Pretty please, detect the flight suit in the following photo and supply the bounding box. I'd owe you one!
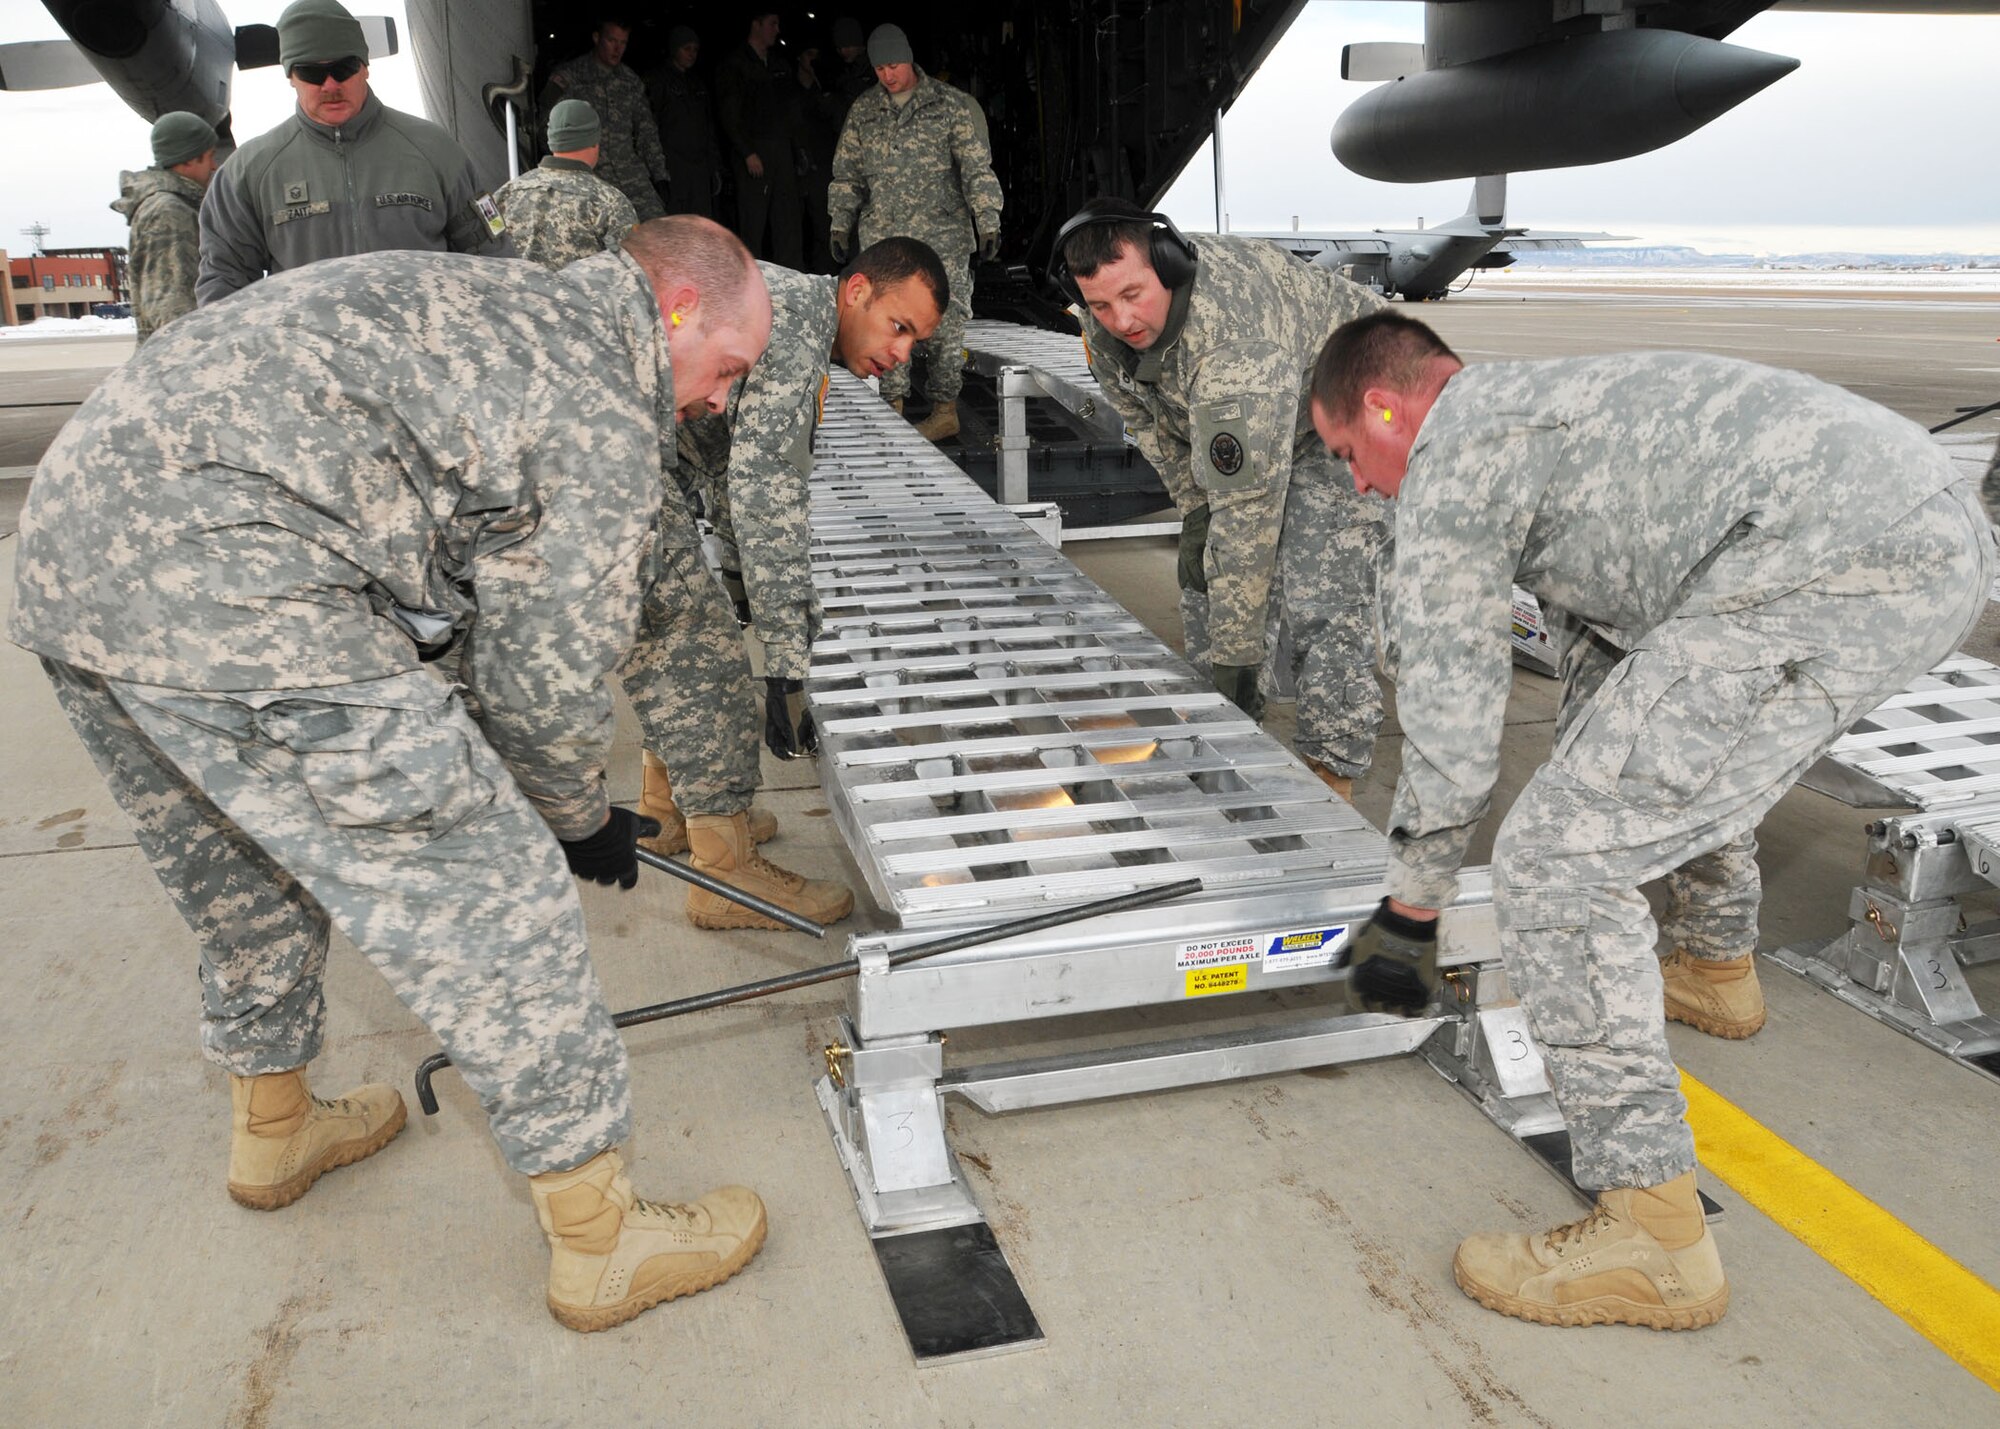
[1080,234,1388,776]
[1382,352,1995,1190]
[10,249,679,1174]
[647,61,723,220]
[716,43,805,269]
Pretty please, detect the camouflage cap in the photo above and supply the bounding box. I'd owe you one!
[277,0,367,70]
[547,99,602,154]
[833,17,864,50]
[151,111,218,168]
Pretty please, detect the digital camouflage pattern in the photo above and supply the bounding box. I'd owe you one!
[828,72,999,404]
[1380,351,1995,1188]
[44,662,631,1175]
[541,54,669,222]
[495,156,637,271]
[617,482,762,818]
[196,92,510,303]
[12,246,677,841]
[670,261,838,680]
[1079,234,1388,774]
[13,248,685,1175]
[112,167,205,345]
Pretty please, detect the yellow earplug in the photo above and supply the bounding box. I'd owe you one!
[670,311,683,327]
[1381,408,1393,422]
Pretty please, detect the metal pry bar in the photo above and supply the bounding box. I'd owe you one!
[413,877,1204,1115]
[633,845,827,938]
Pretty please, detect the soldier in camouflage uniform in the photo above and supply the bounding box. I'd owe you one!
[112,112,220,346]
[539,17,670,223]
[1058,202,1388,798]
[1315,311,1995,1331]
[826,25,1001,443]
[496,100,637,270]
[9,219,779,1334]
[628,238,949,932]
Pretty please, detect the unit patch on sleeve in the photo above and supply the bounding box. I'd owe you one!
[1208,431,1244,477]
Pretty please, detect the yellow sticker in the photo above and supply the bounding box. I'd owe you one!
[1184,964,1248,998]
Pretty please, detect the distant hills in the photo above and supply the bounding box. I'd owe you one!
[1508,245,2000,270]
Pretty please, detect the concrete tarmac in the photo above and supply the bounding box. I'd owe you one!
[2,292,1997,1426]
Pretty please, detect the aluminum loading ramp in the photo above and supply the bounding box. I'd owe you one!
[801,373,1588,1362]
[1774,654,2000,1081]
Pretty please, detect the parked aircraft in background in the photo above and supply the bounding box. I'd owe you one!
[6,0,1994,284]
[1248,175,1626,301]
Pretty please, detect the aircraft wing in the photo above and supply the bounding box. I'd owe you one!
[1237,233,1396,258]
[1502,231,1634,248]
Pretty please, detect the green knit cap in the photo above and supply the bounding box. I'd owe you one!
[151,111,218,168]
[277,0,367,69]
[547,99,602,153]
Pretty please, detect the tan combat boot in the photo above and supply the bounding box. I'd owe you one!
[1453,1170,1728,1330]
[529,1150,766,1333]
[1303,756,1354,801]
[227,1068,406,1210]
[887,397,904,415]
[637,751,776,857]
[685,811,854,930]
[1661,949,1767,1039]
[913,400,961,443]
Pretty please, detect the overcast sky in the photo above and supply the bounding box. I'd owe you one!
[1159,4,2000,253]
[3,1,1996,256]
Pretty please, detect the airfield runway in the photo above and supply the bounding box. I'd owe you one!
[2,287,1996,1425]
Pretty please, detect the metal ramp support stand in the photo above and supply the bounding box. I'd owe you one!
[802,372,1586,1361]
[964,319,1182,545]
[1766,807,2000,1080]
[1772,654,2000,1082]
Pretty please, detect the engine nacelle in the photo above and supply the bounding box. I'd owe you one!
[1332,28,1798,183]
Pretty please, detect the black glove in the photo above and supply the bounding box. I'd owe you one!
[1176,503,1211,593]
[764,676,819,759]
[1211,662,1263,720]
[978,230,1001,262]
[720,568,752,627]
[829,234,851,266]
[559,806,662,890]
[1342,898,1440,1016]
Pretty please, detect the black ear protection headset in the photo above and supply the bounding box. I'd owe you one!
[1048,203,1199,304]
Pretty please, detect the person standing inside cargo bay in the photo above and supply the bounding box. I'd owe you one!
[1318,310,1994,1329]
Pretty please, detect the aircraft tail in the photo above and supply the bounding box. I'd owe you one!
[1468,174,1506,228]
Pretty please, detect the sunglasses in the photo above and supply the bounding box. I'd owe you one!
[289,56,364,85]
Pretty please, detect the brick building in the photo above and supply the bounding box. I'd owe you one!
[7,248,126,323]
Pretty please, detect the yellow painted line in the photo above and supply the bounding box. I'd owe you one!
[1681,1069,2000,1391]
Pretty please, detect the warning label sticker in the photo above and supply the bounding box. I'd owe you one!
[1176,934,1259,970]
[1185,964,1248,998]
[1261,924,1350,973]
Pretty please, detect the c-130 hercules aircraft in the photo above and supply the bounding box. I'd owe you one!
[8,0,1998,292]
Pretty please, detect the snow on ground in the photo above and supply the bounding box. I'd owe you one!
[0,315,136,340]
[1490,266,2000,295]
